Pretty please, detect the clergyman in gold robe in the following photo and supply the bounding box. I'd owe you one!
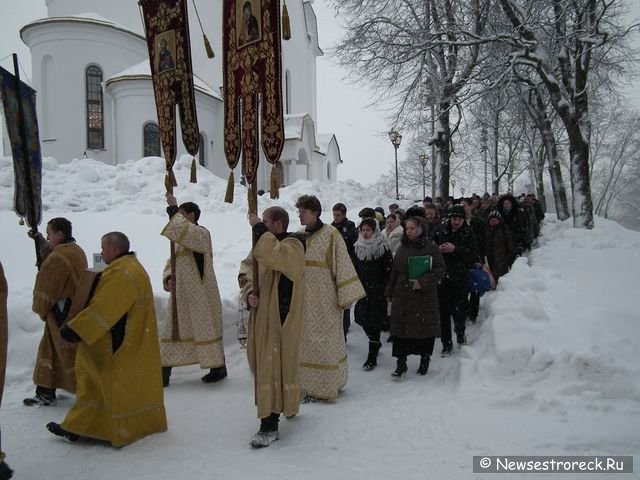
[242,207,306,448]
[295,195,365,402]
[160,194,227,386]
[24,217,87,407]
[46,232,167,447]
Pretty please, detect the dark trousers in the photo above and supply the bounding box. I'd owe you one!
[468,292,480,319]
[343,308,351,336]
[392,336,435,358]
[438,284,468,347]
[260,412,280,432]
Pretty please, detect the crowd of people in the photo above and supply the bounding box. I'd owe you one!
[0,190,544,474]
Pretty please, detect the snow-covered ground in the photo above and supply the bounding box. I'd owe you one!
[0,155,638,479]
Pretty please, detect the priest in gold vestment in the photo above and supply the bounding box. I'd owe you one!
[295,195,365,401]
[160,194,226,385]
[47,232,167,447]
[242,207,306,448]
[25,217,87,407]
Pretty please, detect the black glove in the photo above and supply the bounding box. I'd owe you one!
[166,205,179,219]
[60,325,81,343]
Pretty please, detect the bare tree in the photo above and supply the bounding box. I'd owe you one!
[495,0,636,228]
[329,0,491,199]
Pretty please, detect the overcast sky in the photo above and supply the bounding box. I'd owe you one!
[1,1,640,188]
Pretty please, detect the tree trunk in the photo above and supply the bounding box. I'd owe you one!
[437,104,451,199]
[566,120,594,228]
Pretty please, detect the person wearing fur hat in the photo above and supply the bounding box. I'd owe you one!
[485,210,514,282]
[432,205,481,356]
[384,217,445,378]
[352,218,393,370]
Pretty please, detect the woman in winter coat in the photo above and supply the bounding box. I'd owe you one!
[353,218,394,370]
[381,213,403,256]
[384,217,445,378]
[485,210,514,282]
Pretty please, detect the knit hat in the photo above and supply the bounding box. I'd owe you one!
[405,205,426,218]
[488,210,502,221]
[358,207,376,218]
[448,205,466,219]
[423,196,432,204]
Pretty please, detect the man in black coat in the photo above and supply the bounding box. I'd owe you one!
[433,205,481,356]
[332,203,358,338]
[461,198,486,322]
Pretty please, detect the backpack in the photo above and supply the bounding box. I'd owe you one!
[468,266,492,297]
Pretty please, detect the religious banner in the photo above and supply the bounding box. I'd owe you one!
[222,0,285,202]
[0,65,42,230]
[139,0,200,190]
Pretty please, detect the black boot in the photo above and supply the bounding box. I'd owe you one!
[391,356,407,378]
[162,367,172,387]
[202,365,228,383]
[362,340,382,371]
[417,355,430,375]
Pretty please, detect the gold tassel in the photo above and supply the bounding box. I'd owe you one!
[282,1,291,40]
[165,171,176,194]
[203,34,215,58]
[248,185,258,215]
[190,158,197,183]
[224,170,235,203]
[270,165,280,199]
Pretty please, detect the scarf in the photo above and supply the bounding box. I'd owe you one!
[354,226,389,261]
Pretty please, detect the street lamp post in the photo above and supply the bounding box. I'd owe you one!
[388,129,402,200]
[418,154,428,200]
[480,127,488,195]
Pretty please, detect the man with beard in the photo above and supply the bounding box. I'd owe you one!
[24,218,87,407]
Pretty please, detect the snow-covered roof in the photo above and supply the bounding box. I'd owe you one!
[284,114,311,140]
[317,133,343,163]
[105,61,221,101]
[20,13,145,41]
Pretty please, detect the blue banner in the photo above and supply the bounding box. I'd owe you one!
[0,65,42,229]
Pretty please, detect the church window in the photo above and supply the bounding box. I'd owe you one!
[86,65,104,149]
[143,122,161,157]
[285,69,291,114]
[327,161,331,180]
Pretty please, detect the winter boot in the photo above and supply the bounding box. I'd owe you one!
[161,367,172,387]
[202,365,228,383]
[23,387,56,406]
[362,340,382,371]
[456,331,467,346]
[391,356,407,379]
[440,342,453,358]
[46,422,79,443]
[417,355,430,375]
[0,461,13,480]
[251,413,280,448]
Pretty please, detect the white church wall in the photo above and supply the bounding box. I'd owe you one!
[22,20,148,164]
[45,0,223,97]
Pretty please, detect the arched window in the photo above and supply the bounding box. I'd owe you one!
[285,69,291,114]
[143,122,161,157]
[86,65,104,149]
[198,133,206,166]
[326,162,331,180]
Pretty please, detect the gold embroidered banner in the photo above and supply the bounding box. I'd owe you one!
[223,0,285,185]
[139,0,200,188]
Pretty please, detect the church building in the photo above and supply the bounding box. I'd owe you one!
[17,0,342,190]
